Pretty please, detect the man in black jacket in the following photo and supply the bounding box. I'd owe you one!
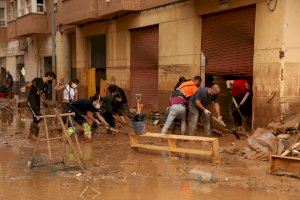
[107,84,132,124]
[27,71,56,138]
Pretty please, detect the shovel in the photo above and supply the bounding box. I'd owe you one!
[135,94,143,114]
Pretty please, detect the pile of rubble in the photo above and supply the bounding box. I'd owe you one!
[247,113,300,158]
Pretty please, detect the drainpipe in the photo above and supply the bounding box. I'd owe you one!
[50,0,56,100]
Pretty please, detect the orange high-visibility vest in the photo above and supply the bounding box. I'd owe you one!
[177,80,198,98]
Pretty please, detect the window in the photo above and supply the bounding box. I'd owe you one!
[25,0,31,14]
[37,0,45,13]
[54,0,58,12]
[17,0,24,17]
[9,1,14,20]
[0,7,5,26]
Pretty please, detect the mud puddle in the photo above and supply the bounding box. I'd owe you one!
[0,145,298,200]
[0,108,299,199]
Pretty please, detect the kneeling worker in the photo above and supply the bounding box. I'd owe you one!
[66,94,110,139]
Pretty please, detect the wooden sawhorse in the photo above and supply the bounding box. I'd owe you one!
[30,109,86,172]
[129,132,220,164]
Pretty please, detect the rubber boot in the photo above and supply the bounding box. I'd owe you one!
[67,127,75,135]
[83,123,92,139]
[30,123,39,137]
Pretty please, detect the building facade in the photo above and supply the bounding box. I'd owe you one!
[0,0,52,93]
[1,0,300,128]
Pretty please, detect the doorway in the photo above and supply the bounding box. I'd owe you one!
[89,34,106,92]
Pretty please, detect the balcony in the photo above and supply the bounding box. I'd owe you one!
[56,0,98,25]
[7,13,49,39]
[0,26,7,42]
[98,0,182,18]
[140,0,182,10]
[98,0,141,18]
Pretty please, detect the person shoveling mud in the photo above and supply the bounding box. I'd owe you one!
[188,84,225,136]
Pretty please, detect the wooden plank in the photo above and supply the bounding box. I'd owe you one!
[140,132,217,142]
[44,120,52,162]
[211,139,221,164]
[40,137,64,141]
[169,148,212,156]
[87,68,96,97]
[133,144,211,156]
[133,144,169,152]
[281,142,300,157]
[270,155,300,173]
[168,138,177,156]
[129,134,138,146]
[100,79,107,97]
[36,112,75,119]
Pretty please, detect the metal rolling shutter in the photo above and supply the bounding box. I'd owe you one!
[202,5,256,76]
[130,25,159,106]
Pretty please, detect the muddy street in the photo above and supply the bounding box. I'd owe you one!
[0,108,299,200]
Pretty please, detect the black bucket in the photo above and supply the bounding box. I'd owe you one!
[132,114,146,135]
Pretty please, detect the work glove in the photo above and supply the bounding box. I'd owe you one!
[204,109,211,115]
[94,119,101,125]
[218,116,226,127]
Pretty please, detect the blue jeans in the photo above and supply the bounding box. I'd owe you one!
[161,104,186,134]
[188,104,211,136]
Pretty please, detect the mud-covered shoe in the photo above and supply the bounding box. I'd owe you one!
[82,123,91,132]
[29,123,39,137]
[84,131,92,139]
[67,127,75,135]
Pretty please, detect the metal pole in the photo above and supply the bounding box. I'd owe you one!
[50,0,56,100]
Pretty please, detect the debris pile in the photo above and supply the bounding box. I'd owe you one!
[247,113,300,158]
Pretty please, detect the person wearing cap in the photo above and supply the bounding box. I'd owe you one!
[27,71,56,139]
[188,84,224,136]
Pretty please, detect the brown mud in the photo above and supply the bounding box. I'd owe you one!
[0,108,299,199]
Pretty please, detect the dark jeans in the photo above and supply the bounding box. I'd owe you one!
[232,95,252,127]
[28,101,41,124]
[102,112,115,127]
[73,112,87,126]
[114,103,133,118]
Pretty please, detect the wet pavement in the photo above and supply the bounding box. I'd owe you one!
[0,107,299,199]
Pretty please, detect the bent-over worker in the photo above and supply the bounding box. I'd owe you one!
[161,94,188,135]
[174,76,202,99]
[188,84,223,136]
[226,79,252,131]
[66,94,110,139]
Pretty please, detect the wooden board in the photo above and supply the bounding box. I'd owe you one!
[133,144,169,152]
[270,155,300,173]
[140,132,217,142]
[128,133,220,164]
[169,148,212,156]
[100,79,107,97]
[87,68,96,98]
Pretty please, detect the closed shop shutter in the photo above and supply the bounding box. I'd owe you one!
[201,5,256,77]
[130,25,159,106]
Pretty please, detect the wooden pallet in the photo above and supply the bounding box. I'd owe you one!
[128,132,220,164]
[270,155,300,173]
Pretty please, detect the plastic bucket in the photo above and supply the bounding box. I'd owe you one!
[132,121,146,135]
